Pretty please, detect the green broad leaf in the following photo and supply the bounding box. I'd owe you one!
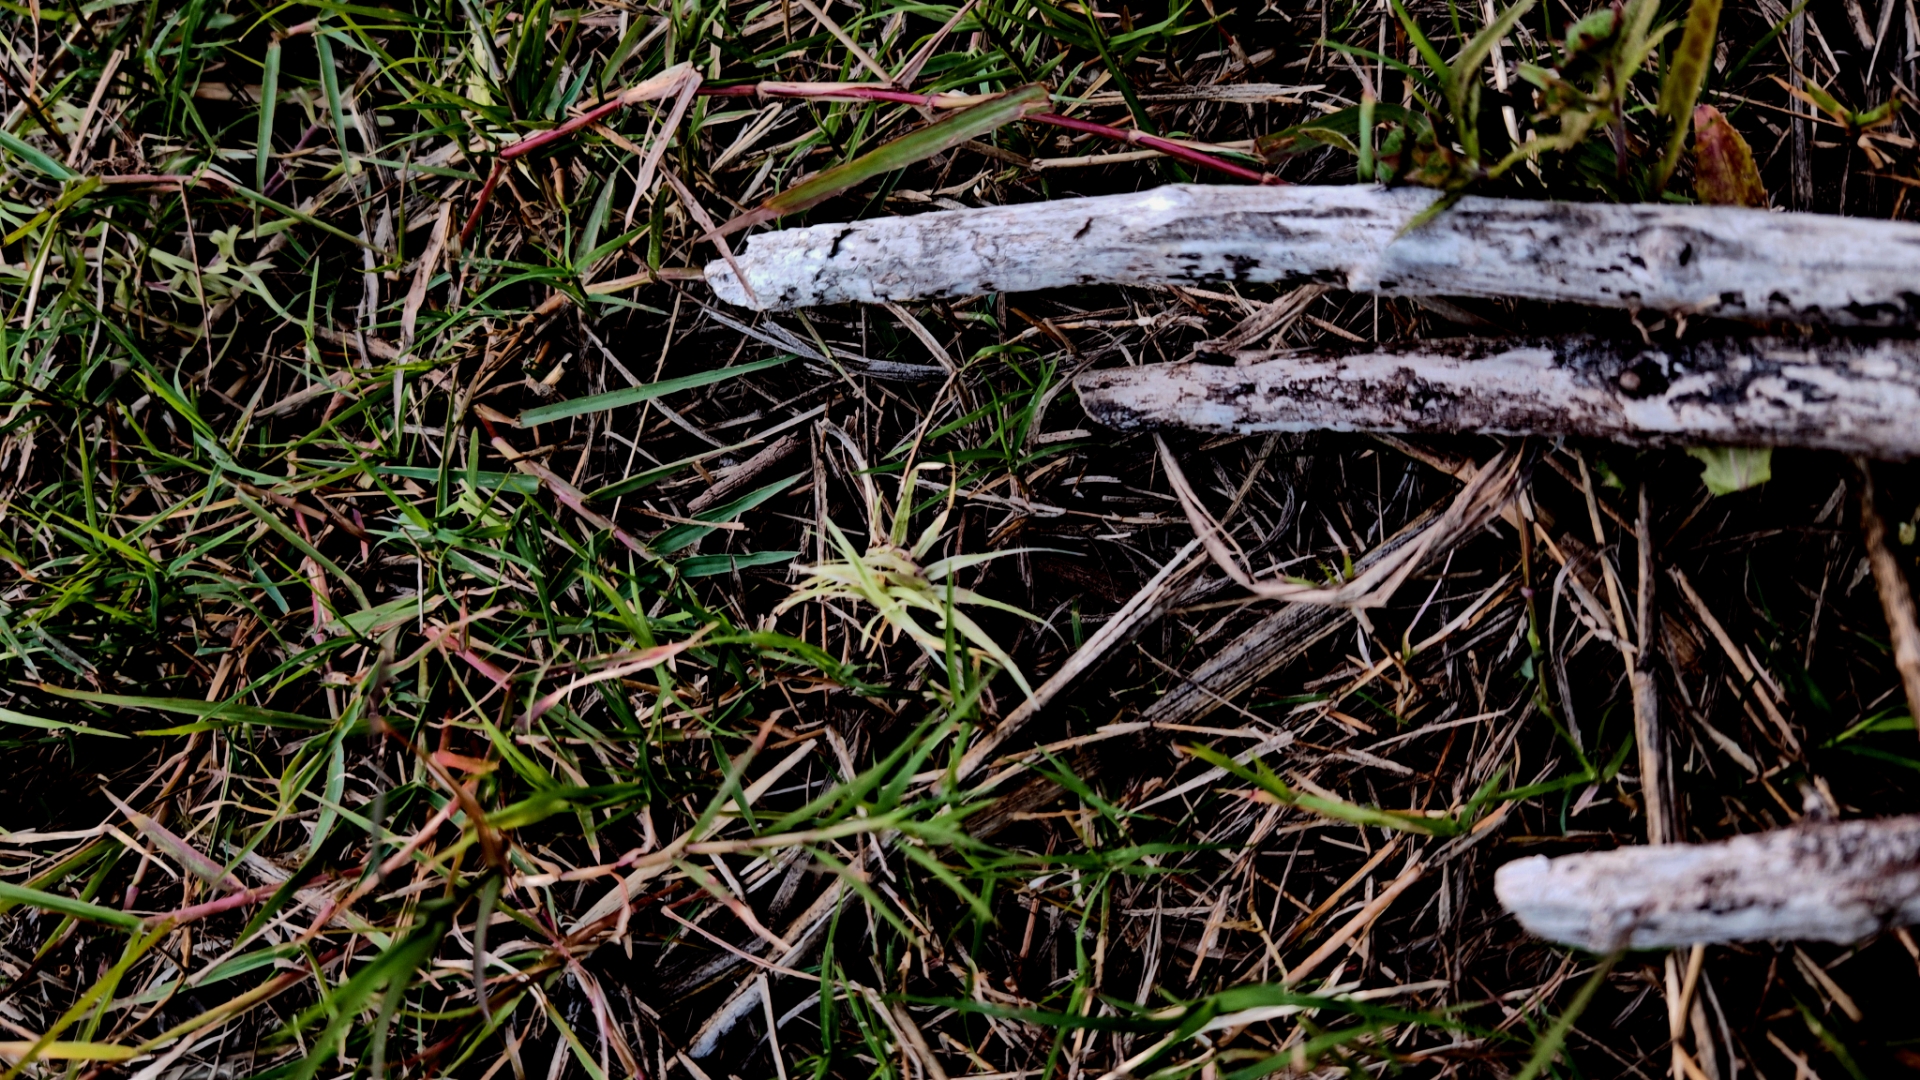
[679,550,801,578]
[1562,6,1623,57]
[747,84,1051,226]
[38,684,332,731]
[0,126,75,180]
[0,705,128,738]
[1654,0,1725,187]
[518,354,794,426]
[653,473,805,554]
[1687,446,1772,494]
[0,881,145,930]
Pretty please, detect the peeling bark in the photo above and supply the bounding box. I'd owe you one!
[1072,334,1920,458]
[706,184,1920,325]
[1495,816,1920,949]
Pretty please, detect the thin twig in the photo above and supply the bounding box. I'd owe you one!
[1858,457,1920,735]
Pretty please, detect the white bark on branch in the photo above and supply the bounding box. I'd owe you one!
[706,184,1920,325]
[1495,816,1920,949]
[1071,335,1920,458]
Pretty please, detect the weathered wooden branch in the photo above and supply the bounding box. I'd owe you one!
[706,184,1920,324]
[1495,816,1920,949]
[1072,335,1920,458]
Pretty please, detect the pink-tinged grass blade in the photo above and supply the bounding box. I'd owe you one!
[1028,112,1282,185]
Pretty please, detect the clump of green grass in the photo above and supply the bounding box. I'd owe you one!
[777,462,1040,698]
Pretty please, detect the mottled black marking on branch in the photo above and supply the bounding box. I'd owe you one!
[1073,334,1920,458]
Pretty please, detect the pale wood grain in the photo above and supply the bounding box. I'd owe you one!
[707,184,1920,325]
[1495,816,1920,949]
[1073,335,1920,458]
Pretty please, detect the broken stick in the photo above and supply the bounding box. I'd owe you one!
[1073,334,1920,458]
[706,184,1920,324]
[1495,815,1920,949]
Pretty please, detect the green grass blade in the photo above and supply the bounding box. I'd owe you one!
[0,705,128,738]
[518,354,794,426]
[316,30,355,174]
[38,685,331,731]
[0,882,145,931]
[0,128,75,180]
[586,442,751,501]
[1450,0,1535,100]
[1388,0,1452,103]
[1512,951,1623,1080]
[256,38,282,192]
[754,84,1050,222]
[1654,0,1725,189]
[679,550,802,577]
[0,1042,135,1061]
[654,473,805,553]
[233,490,372,610]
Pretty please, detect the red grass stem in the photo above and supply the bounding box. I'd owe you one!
[1028,112,1282,185]
[262,121,326,196]
[142,881,290,928]
[499,98,630,162]
[460,82,1277,245]
[699,85,1283,183]
[459,161,505,249]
